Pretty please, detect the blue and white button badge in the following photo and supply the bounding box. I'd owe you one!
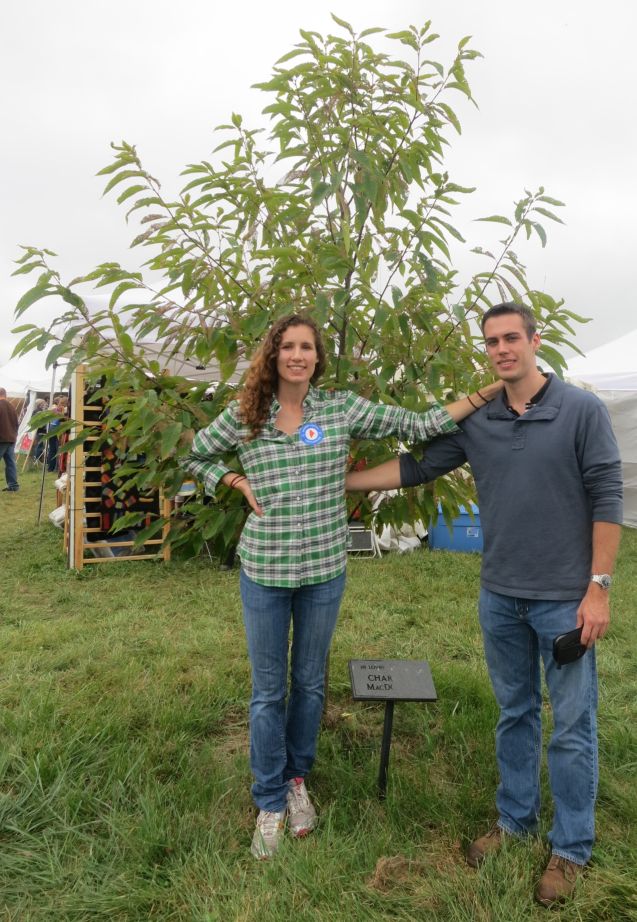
[299,422,325,446]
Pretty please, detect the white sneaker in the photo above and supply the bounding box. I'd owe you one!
[286,778,318,838]
[250,809,287,860]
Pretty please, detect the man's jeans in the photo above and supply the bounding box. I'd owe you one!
[240,568,346,812]
[479,588,598,865]
[0,442,19,490]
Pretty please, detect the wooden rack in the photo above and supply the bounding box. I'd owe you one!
[65,364,171,569]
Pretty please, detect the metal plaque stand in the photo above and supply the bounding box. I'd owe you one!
[348,659,437,799]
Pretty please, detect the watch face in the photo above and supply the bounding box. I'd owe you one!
[592,574,612,589]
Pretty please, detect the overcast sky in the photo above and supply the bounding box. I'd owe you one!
[1,0,635,380]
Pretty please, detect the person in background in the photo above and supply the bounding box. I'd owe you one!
[346,302,623,907]
[47,394,68,473]
[0,387,20,492]
[180,312,502,860]
[32,398,48,464]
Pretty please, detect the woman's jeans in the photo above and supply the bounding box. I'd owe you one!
[479,588,598,865]
[240,568,346,812]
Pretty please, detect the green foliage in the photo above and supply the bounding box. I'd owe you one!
[12,18,580,552]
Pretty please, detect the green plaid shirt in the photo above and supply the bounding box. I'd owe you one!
[181,387,458,587]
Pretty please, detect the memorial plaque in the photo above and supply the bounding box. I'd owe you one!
[348,659,437,702]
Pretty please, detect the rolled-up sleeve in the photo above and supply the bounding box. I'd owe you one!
[344,391,459,442]
[179,405,239,495]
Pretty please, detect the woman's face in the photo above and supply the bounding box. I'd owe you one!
[276,324,318,387]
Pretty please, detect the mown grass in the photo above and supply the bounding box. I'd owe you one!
[1,472,636,921]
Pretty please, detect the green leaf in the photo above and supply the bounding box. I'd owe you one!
[45,342,70,368]
[11,261,45,276]
[437,102,462,134]
[116,184,146,205]
[96,149,137,176]
[532,222,547,247]
[311,181,331,206]
[537,343,566,373]
[118,331,134,357]
[202,512,225,541]
[330,13,354,33]
[538,195,565,207]
[533,206,564,224]
[102,170,146,196]
[387,30,419,50]
[15,285,54,317]
[109,281,143,309]
[134,517,167,544]
[274,47,307,65]
[161,423,182,459]
[475,215,512,225]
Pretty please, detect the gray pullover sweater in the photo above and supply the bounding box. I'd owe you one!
[400,375,623,600]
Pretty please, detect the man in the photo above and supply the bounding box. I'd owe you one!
[346,303,623,907]
[0,386,20,492]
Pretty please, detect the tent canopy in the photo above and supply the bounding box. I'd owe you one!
[566,328,637,391]
[0,345,249,398]
[0,355,55,397]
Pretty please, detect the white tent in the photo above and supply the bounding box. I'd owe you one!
[0,354,53,397]
[0,356,65,455]
[566,329,637,528]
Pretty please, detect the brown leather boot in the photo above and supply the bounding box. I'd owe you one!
[535,855,584,906]
[466,824,506,867]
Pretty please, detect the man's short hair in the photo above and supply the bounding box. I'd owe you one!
[0,387,6,398]
[481,302,537,340]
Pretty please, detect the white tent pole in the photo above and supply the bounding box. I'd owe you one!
[37,362,58,525]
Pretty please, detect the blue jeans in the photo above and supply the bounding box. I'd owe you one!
[0,442,19,491]
[240,568,346,812]
[47,434,59,472]
[479,588,598,865]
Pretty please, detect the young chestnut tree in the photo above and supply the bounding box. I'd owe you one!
[12,16,581,554]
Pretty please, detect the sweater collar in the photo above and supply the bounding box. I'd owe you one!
[487,373,564,421]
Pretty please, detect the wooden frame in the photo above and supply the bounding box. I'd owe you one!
[65,364,171,569]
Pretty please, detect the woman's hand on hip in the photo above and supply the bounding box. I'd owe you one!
[236,478,263,516]
[221,472,263,516]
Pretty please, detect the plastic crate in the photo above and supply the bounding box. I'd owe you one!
[428,503,483,553]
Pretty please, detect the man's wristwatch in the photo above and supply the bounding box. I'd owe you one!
[590,574,612,590]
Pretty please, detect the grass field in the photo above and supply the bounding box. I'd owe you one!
[1,471,636,921]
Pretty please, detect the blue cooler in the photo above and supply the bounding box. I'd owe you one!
[428,503,483,553]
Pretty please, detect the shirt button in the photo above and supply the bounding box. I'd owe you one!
[296,495,301,500]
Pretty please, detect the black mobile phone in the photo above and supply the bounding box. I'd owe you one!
[552,626,587,668]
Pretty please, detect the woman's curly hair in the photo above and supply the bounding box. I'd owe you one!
[239,314,327,440]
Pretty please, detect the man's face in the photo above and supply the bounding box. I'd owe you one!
[483,313,540,384]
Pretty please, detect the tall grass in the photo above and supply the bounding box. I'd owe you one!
[1,472,636,920]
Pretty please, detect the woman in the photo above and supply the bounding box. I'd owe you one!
[47,394,68,473]
[31,398,48,464]
[181,313,501,860]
